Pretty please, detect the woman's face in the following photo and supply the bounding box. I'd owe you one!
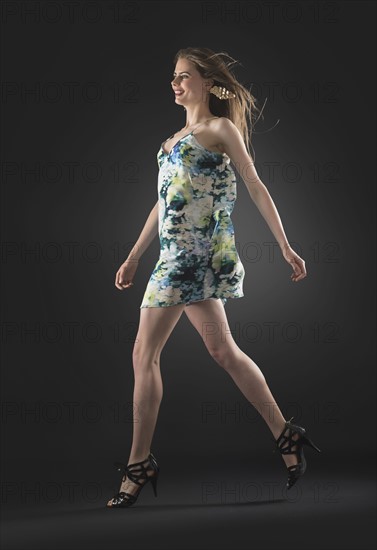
[171,58,211,106]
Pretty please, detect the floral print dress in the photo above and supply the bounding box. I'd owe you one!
[140,119,245,308]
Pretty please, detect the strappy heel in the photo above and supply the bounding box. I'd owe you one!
[273,416,322,490]
[106,452,160,508]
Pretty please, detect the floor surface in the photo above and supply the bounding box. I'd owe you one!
[1,455,375,550]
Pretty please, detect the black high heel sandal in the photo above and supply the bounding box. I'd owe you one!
[273,416,322,490]
[106,452,160,508]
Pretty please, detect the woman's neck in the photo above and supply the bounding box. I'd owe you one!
[183,107,215,129]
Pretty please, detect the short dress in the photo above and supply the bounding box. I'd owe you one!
[140,120,245,308]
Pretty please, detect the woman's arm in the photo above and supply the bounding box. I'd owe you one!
[115,200,159,290]
[216,117,306,282]
[126,200,159,262]
[242,182,290,251]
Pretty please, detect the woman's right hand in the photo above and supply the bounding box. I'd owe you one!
[115,259,139,290]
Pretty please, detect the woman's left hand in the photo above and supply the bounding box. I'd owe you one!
[281,245,307,282]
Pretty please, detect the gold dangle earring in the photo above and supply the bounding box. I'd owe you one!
[209,85,236,100]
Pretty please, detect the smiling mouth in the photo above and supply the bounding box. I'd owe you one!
[174,90,184,96]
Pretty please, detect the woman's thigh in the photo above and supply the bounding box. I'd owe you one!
[133,304,186,362]
[184,298,240,359]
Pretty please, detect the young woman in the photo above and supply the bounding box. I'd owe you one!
[107,47,321,508]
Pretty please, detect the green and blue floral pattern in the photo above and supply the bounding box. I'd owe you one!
[140,132,245,308]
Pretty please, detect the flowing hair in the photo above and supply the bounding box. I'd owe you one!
[173,47,263,161]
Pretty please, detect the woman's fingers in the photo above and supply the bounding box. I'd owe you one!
[115,272,122,289]
[283,248,307,283]
[116,280,132,290]
[114,261,138,290]
[290,257,306,282]
[115,271,134,290]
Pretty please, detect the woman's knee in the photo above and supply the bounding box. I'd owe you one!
[209,347,267,381]
[132,345,160,370]
[208,345,240,369]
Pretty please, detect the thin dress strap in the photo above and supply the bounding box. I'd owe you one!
[161,132,175,150]
[191,116,219,136]
[162,116,219,151]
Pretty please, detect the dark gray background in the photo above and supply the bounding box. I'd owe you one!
[1,1,376,549]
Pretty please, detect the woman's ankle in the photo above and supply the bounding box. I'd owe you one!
[128,450,151,464]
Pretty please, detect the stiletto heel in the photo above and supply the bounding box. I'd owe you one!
[273,417,322,490]
[106,451,160,508]
[301,435,322,453]
[150,474,158,497]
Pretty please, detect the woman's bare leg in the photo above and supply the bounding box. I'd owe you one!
[107,303,186,506]
[184,298,300,469]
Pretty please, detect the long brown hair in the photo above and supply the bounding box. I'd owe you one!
[173,47,262,160]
